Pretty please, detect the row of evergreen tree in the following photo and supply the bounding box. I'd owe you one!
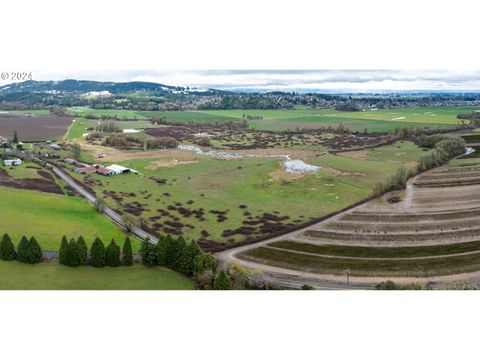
[139,235,217,278]
[59,236,133,267]
[0,234,42,264]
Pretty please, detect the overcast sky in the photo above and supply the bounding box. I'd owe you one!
[5,70,480,92]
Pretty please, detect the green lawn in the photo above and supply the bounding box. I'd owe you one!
[0,186,131,251]
[0,262,195,290]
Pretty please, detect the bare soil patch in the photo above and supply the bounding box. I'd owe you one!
[81,143,198,162]
[146,159,198,169]
[269,168,307,182]
[338,150,370,160]
[0,168,63,194]
[0,114,73,141]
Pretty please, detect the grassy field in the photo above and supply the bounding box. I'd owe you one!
[0,186,131,251]
[4,162,43,179]
[74,141,425,245]
[0,262,195,290]
[62,106,478,133]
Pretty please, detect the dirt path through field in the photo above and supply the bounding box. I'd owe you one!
[80,143,199,162]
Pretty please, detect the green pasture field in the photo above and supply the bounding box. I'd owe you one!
[202,107,474,131]
[73,141,425,245]
[0,262,194,290]
[0,186,133,251]
[3,162,43,179]
[64,117,167,141]
[64,106,478,133]
[67,107,149,119]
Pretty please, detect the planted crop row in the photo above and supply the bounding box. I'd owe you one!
[413,193,480,204]
[302,227,480,243]
[414,178,480,187]
[268,240,480,258]
[342,208,480,222]
[324,218,480,234]
[420,171,480,180]
[238,246,480,277]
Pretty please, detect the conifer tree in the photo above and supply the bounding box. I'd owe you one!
[26,237,42,264]
[65,239,80,267]
[165,236,186,271]
[59,236,68,265]
[76,236,88,265]
[214,270,231,290]
[140,238,157,268]
[90,237,106,268]
[156,235,169,266]
[179,241,201,276]
[0,233,16,261]
[106,239,120,267]
[17,236,29,263]
[122,237,133,266]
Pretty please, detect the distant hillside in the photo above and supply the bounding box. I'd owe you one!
[0,79,222,95]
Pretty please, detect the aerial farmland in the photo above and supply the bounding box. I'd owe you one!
[1,79,480,290]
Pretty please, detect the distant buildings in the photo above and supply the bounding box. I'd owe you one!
[70,161,139,176]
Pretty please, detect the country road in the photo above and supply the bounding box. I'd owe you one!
[52,166,158,245]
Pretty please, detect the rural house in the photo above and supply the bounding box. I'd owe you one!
[4,159,22,166]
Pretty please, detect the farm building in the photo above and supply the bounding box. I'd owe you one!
[4,159,22,166]
[72,163,139,176]
[74,167,97,174]
[105,164,139,175]
[96,167,114,176]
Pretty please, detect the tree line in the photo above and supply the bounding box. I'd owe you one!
[0,232,268,290]
[59,236,133,267]
[372,134,466,196]
[0,234,42,264]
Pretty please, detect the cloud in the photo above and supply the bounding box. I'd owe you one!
[3,70,480,92]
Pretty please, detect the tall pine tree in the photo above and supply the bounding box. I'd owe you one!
[140,238,157,268]
[165,236,186,271]
[122,237,133,266]
[106,239,120,267]
[179,241,201,276]
[26,237,42,264]
[0,233,16,261]
[17,236,29,263]
[77,236,88,266]
[65,239,80,267]
[59,236,68,265]
[90,237,106,268]
[156,235,169,266]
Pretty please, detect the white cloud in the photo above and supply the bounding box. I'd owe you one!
[3,70,480,92]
